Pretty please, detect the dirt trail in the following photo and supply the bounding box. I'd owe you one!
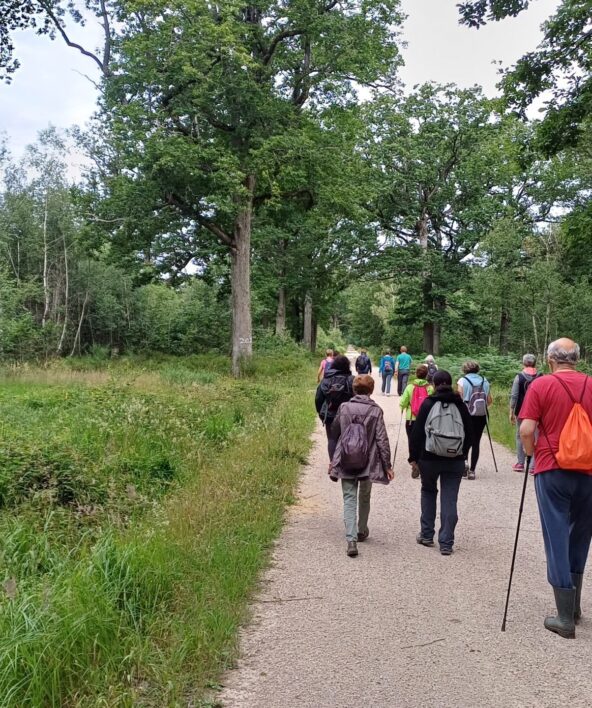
[219,364,592,708]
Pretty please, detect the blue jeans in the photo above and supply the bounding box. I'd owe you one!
[534,470,592,588]
[419,458,464,550]
[381,373,393,394]
[397,370,409,396]
[341,478,372,542]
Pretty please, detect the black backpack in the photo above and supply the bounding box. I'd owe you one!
[515,372,542,416]
[323,377,351,421]
[356,354,370,373]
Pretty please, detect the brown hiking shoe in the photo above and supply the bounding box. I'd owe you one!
[357,529,369,542]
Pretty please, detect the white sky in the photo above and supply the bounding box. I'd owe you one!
[0,0,560,168]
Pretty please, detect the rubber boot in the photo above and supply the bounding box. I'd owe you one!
[572,573,584,624]
[544,587,576,638]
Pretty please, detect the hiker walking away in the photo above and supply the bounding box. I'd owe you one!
[457,360,492,480]
[379,349,396,396]
[410,370,472,555]
[329,374,394,557]
[520,338,592,639]
[317,349,334,383]
[355,348,372,375]
[395,346,412,396]
[399,364,434,478]
[315,355,354,458]
[425,355,438,384]
[510,353,541,472]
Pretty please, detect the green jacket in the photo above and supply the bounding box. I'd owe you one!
[399,379,434,421]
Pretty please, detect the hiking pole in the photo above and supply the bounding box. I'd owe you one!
[501,455,532,632]
[485,417,499,474]
[392,409,405,468]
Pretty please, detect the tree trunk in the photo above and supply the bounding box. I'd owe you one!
[70,292,89,357]
[57,233,69,355]
[418,212,434,353]
[275,286,286,335]
[42,192,50,328]
[433,321,441,356]
[303,292,314,352]
[423,321,434,354]
[231,174,255,376]
[499,307,510,355]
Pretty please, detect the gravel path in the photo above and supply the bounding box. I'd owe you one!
[219,370,592,708]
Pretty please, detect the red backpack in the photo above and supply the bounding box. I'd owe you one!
[411,383,429,417]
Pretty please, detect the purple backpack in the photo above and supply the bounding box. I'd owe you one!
[340,414,370,472]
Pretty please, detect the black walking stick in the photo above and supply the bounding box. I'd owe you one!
[392,409,405,467]
[501,455,532,632]
[485,416,499,474]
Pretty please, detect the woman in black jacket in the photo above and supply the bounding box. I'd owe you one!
[315,355,354,458]
[409,370,472,555]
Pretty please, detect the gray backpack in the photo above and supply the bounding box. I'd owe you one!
[424,401,465,457]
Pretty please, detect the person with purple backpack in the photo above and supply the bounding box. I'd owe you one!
[329,375,394,558]
[457,360,493,480]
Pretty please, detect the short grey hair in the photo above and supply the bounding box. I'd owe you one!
[522,353,536,367]
[547,340,580,364]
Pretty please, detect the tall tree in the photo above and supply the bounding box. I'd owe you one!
[365,85,515,354]
[89,0,402,373]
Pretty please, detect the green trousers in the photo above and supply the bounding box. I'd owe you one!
[341,478,372,542]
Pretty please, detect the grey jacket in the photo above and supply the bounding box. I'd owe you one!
[329,395,391,484]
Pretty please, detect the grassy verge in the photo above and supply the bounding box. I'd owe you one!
[0,354,316,706]
[487,386,516,452]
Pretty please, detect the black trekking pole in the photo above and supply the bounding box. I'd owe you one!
[485,416,499,474]
[501,455,532,632]
[392,409,405,468]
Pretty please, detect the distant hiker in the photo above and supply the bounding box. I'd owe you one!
[355,348,372,375]
[329,374,394,557]
[399,364,434,477]
[425,355,438,384]
[379,349,396,396]
[410,370,472,556]
[457,360,492,480]
[520,338,592,639]
[315,355,354,458]
[317,349,334,383]
[395,346,412,396]
[510,354,541,472]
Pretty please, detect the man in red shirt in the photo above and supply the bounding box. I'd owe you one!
[520,338,592,639]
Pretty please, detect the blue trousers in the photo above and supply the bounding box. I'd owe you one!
[381,373,393,394]
[534,470,592,588]
[419,458,464,550]
[397,370,409,396]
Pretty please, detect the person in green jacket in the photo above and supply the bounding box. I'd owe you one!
[400,364,434,478]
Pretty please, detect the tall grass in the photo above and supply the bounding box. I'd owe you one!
[0,355,316,705]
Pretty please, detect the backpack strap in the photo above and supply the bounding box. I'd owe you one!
[552,373,588,404]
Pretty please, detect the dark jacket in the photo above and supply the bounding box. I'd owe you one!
[315,369,354,425]
[355,354,372,374]
[409,388,472,463]
[329,395,391,483]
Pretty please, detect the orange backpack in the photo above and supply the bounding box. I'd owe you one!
[550,375,592,470]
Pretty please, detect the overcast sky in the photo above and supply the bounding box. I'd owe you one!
[0,0,560,167]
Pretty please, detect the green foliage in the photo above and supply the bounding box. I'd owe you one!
[459,0,592,154]
[0,355,316,704]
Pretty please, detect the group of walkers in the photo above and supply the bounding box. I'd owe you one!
[315,338,592,639]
